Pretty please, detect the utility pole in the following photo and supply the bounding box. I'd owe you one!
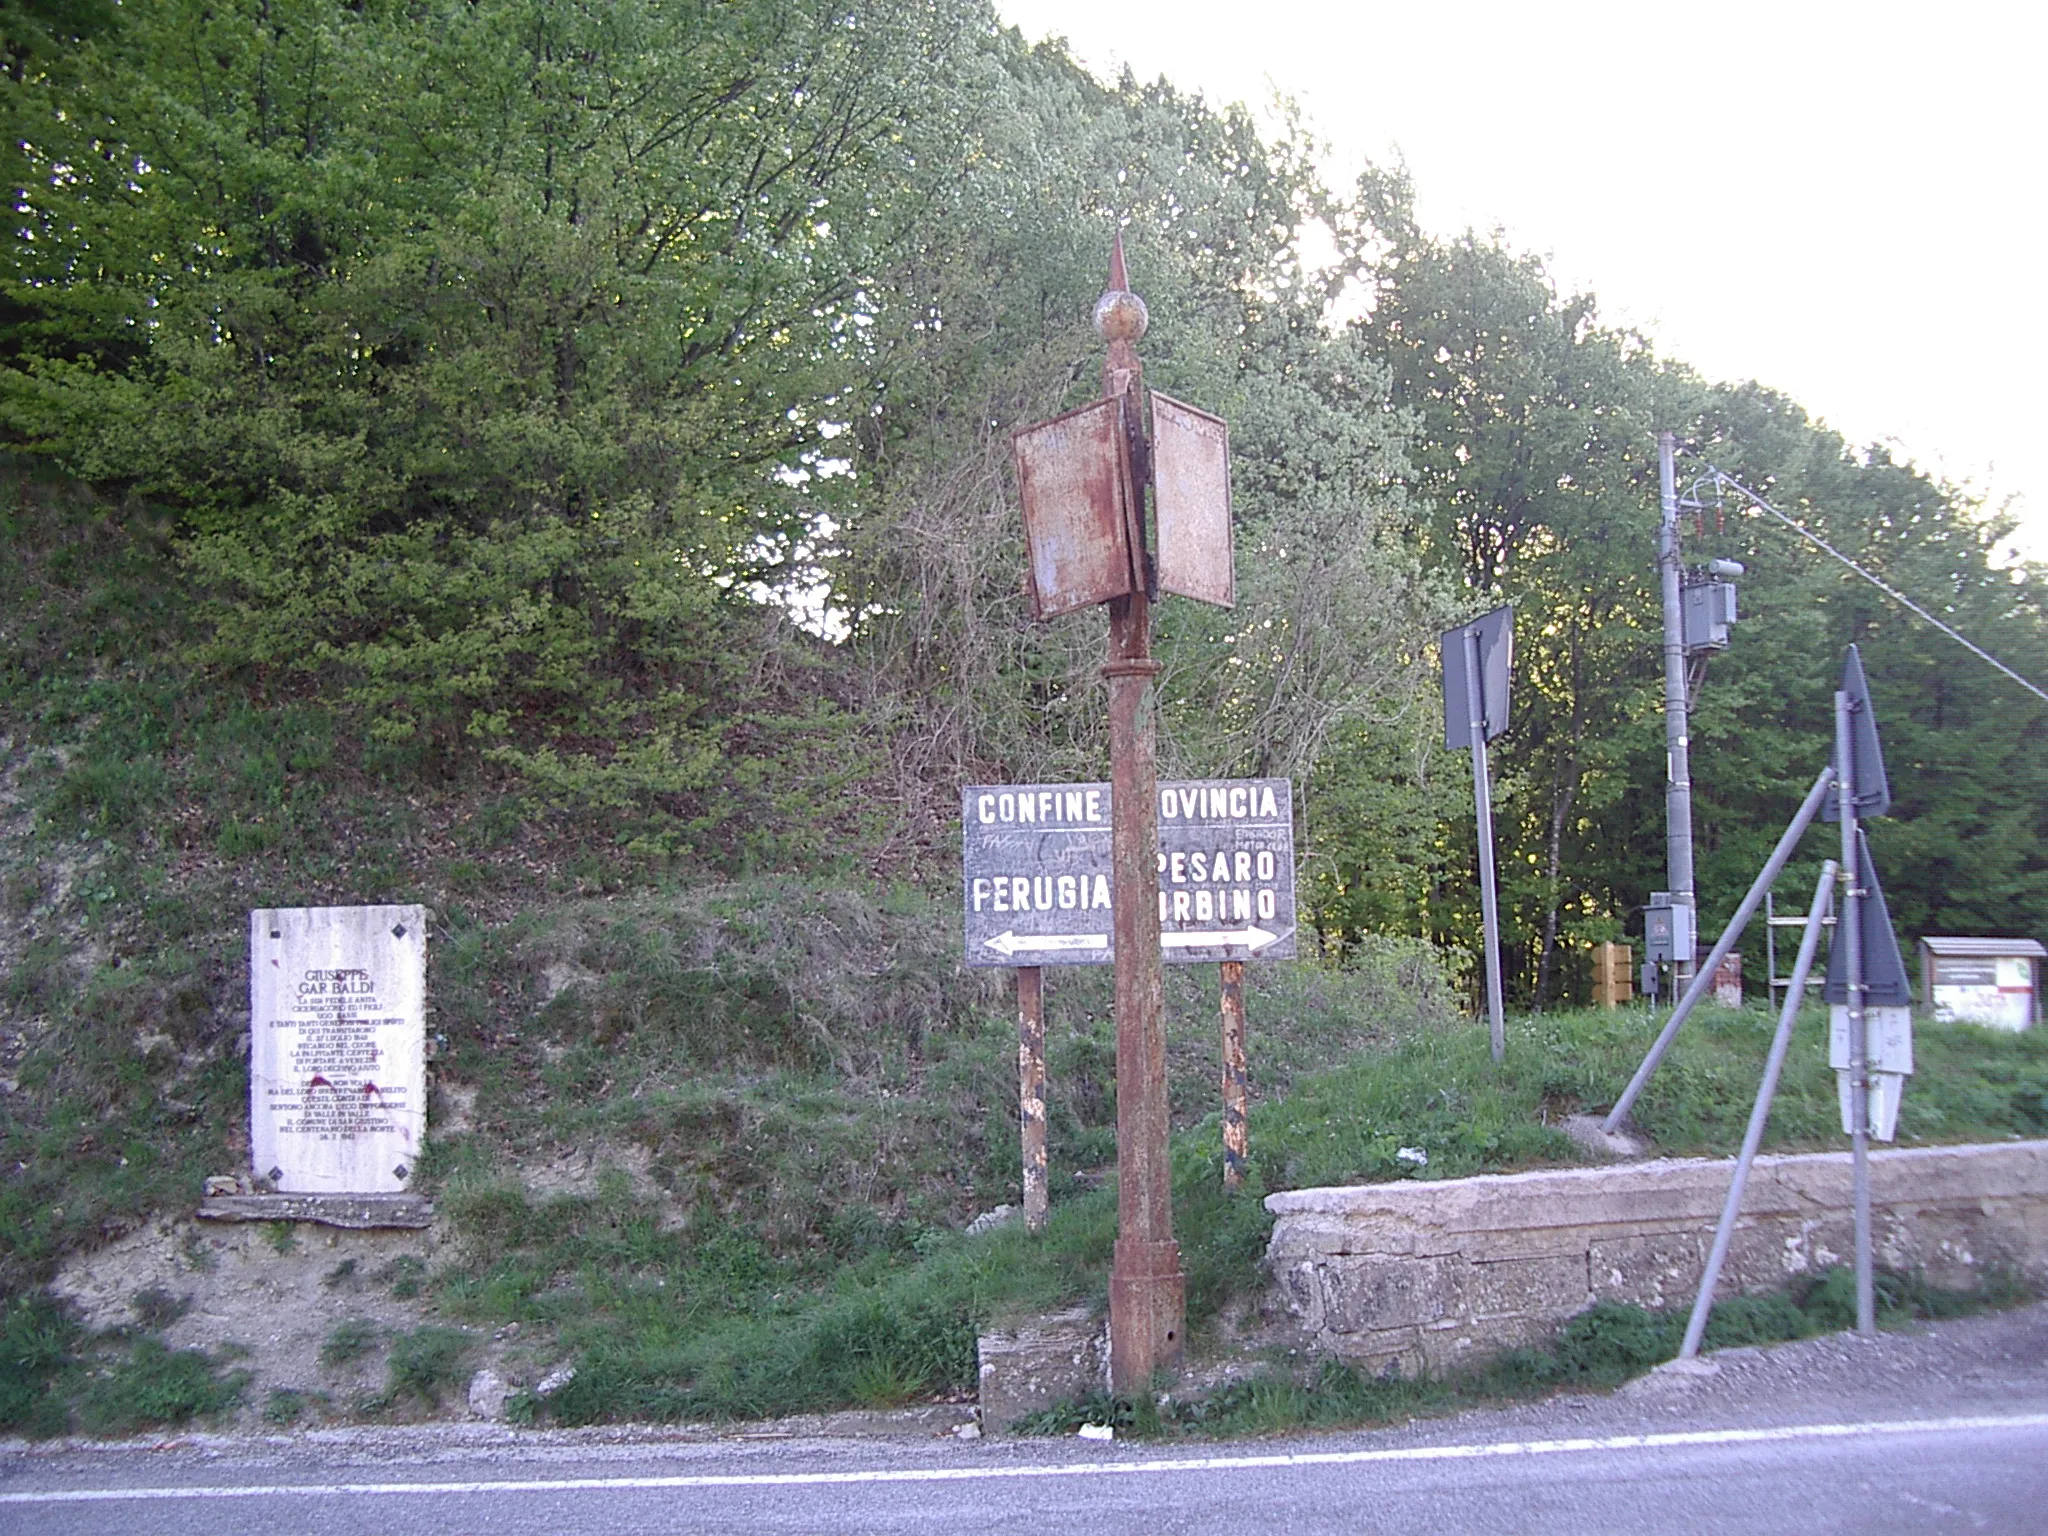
[1658,430,1697,988]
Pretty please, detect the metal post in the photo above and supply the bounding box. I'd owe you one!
[1219,961,1249,1190]
[1603,764,1836,1134]
[1098,235,1183,1389]
[1837,692,1875,1337]
[1765,888,1777,1007]
[1017,966,1048,1234]
[1659,431,1697,989]
[1679,859,1837,1359]
[1466,627,1508,1062]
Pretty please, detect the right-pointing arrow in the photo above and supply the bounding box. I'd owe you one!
[1160,925,1280,951]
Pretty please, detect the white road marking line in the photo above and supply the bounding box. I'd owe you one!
[6,1413,2046,1505]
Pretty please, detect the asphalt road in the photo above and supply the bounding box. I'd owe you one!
[7,1303,2047,1535]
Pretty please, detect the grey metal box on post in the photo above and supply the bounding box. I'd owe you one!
[1644,893,1695,965]
[1682,580,1737,651]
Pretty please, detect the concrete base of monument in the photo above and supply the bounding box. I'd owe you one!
[976,1307,1108,1433]
[196,1192,435,1229]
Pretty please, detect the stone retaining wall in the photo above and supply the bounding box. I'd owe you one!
[1263,1140,2048,1376]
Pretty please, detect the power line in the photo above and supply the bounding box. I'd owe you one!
[1689,465,2048,708]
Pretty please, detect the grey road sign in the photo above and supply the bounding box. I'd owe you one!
[962,779,1295,968]
[1822,643,1891,821]
[1441,605,1513,749]
[1824,829,1911,1006]
[1442,603,1514,1061]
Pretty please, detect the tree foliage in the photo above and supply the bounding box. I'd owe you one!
[1311,167,2048,996]
[1,0,2040,967]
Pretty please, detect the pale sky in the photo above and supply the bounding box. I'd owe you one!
[998,0,2047,561]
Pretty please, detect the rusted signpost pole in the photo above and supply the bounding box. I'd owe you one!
[1218,960,1250,1190]
[1011,231,1239,1391]
[1095,237,1184,1388]
[1016,966,1048,1233]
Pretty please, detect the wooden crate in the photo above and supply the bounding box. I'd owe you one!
[1592,941,1633,1008]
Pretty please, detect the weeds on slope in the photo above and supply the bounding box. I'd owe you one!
[1012,1265,2038,1439]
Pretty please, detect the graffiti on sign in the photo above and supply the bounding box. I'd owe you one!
[961,780,1296,967]
[250,905,426,1194]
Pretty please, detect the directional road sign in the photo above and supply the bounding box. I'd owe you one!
[1150,391,1234,608]
[962,779,1296,967]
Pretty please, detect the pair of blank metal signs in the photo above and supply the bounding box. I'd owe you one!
[1013,392,1234,616]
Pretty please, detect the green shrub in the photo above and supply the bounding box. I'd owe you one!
[0,1292,81,1434]
[75,1338,245,1435]
[386,1327,476,1406]
[319,1318,380,1368]
[263,1387,313,1425]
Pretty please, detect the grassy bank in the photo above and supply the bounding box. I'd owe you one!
[1012,1264,2036,1439]
[417,992,2045,1429]
[3,476,2046,1437]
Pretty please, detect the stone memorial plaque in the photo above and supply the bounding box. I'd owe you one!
[250,905,426,1194]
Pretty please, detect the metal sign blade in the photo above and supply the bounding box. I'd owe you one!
[1441,604,1514,749]
[1823,828,1912,1005]
[1150,391,1234,608]
[1822,643,1891,821]
[1013,397,1135,619]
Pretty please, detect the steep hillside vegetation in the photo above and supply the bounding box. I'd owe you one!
[3,0,2045,1437]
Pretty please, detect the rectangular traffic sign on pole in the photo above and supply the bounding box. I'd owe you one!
[1442,606,1514,1062]
[1441,605,1513,750]
[1013,397,1139,619]
[962,780,1295,967]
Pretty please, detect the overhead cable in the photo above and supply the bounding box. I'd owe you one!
[1696,465,2048,708]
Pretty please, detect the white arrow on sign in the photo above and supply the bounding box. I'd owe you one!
[983,930,1110,958]
[1161,926,1282,952]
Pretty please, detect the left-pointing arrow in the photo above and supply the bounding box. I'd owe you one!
[984,930,1111,957]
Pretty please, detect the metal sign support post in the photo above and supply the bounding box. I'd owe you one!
[1602,764,1835,1135]
[1219,961,1249,1189]
[1465,628,1508,1062]
[1678,859,1837,1360]
[1098,242,1184,1389]
[1441,606,1513,1061]
[1016,967,1048,1234]
[1836,691,1875,1338]
[1011,232,1239,1389]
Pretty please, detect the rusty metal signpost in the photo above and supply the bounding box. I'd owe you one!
[1010,234,1235,1390]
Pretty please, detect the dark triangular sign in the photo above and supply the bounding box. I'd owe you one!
[1822,644,1891,821]
[1823,828,1912,1006]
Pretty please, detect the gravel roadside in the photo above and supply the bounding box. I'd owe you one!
[3,1300,2044,1482]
